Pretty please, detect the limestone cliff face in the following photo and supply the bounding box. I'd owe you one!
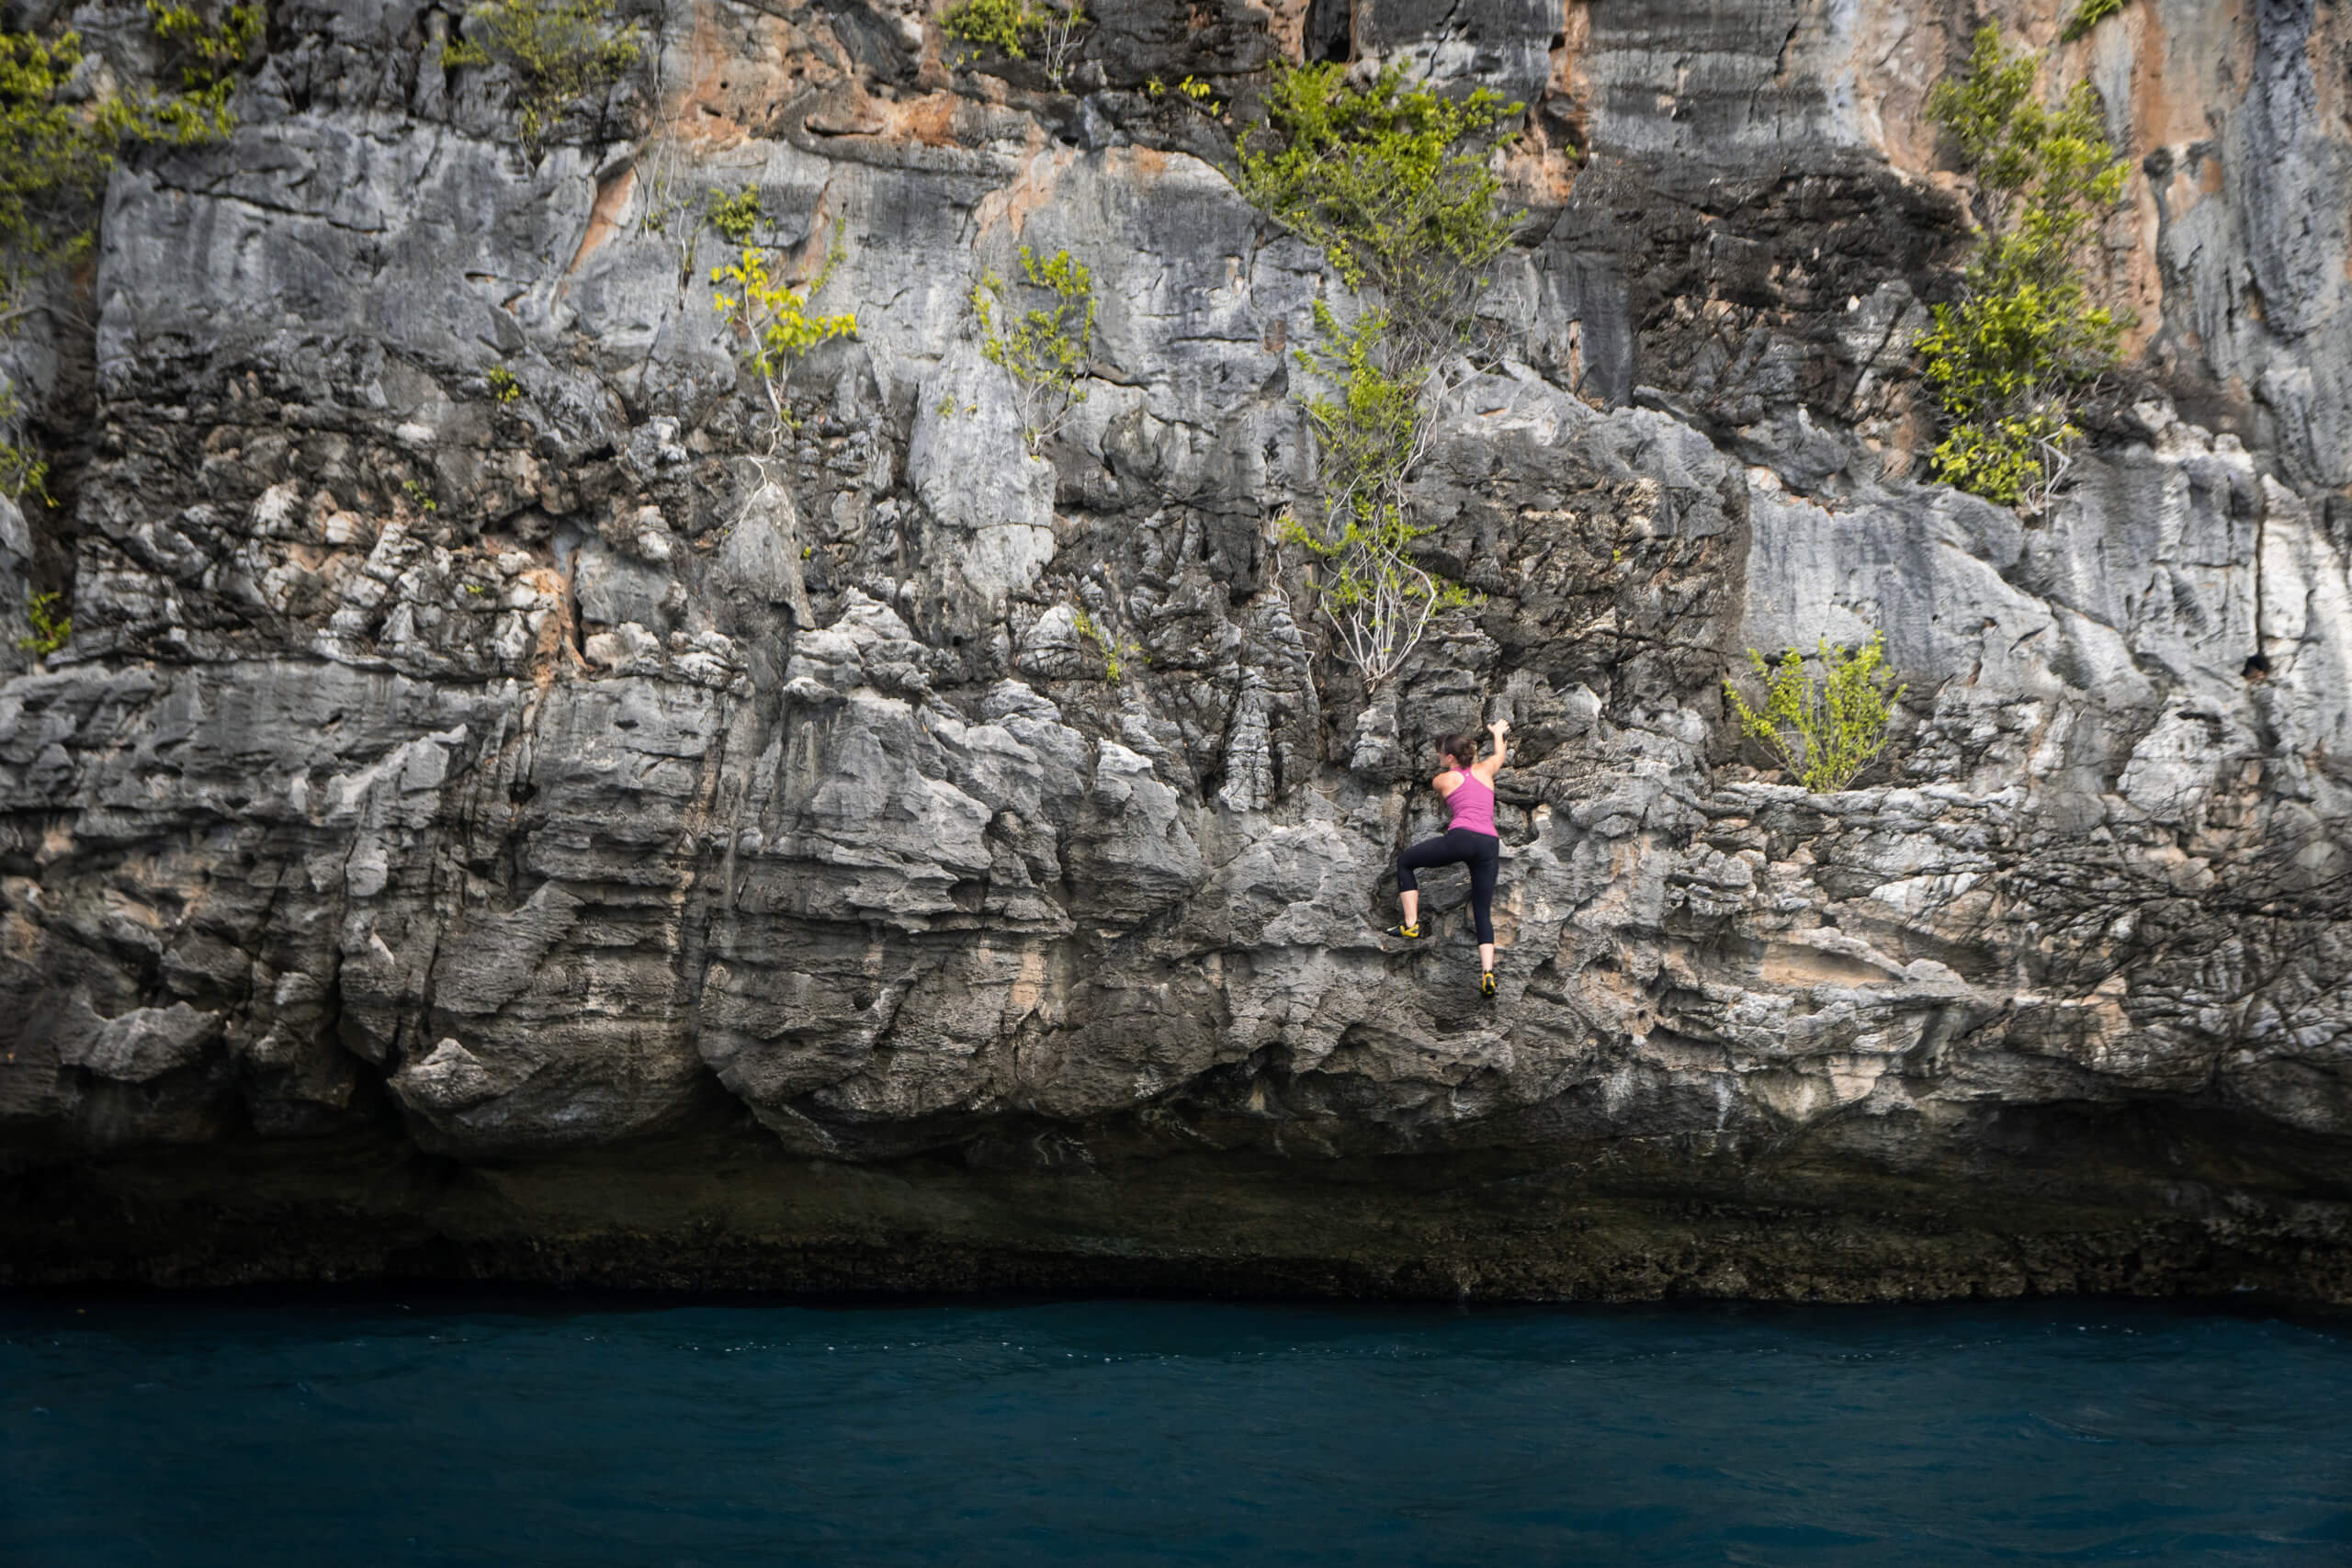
[4,0,2350,1300]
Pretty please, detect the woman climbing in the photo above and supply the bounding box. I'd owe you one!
[1385,719,1510,998]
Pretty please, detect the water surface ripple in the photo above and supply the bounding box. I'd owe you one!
[6,1293,2349,1565]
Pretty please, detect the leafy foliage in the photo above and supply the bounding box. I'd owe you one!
[0,388,48,502]
[707,186,760,244]
[18,588,67,657]
[940,0,1088,89]
[1236,62,1520,366]
[710,241,856,447]
[486,365,523,403]
[1146,73,1220,115]
[972,245,1095,454]
[1234,64,1520,688]
[442,0,639,160]
[2061,0,2128,43]
[140,0,264,143]
[1280,501,1476,694]
[0,9,257,313]
[1070,606,1137,682]
[1277,299,1474,687]
[0,31,109,310]
[0,434,44,501]
[1917,25,2131,509]
[1724,631,1908,792]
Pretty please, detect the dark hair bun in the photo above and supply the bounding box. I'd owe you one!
[1434,732,1477,768]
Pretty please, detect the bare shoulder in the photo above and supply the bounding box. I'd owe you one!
[1434,769,1463,795]
[1472,758,1503,783]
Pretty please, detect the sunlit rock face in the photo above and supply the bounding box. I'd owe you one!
[3,0,2349,1302]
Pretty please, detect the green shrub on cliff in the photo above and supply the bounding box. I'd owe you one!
[941,0,1088,89]
[140,0,264,143]
[1237,63,1520,367]
[710,238,856,447]
[0,388,48,502]
[0,11,259,315]
[2062,0,2128,43]
[1276,299,1476,680]
[0,31,111,308]
[1234,63,1519,688]
[0,434,44,501]
[442,0,639,159]
[1917,25,2131,509]
[708,186,761,244]
[18,589,68,657]
[1724,631,1907,792]
[973,245,1094,454]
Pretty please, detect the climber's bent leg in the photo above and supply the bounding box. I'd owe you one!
[1391,833,1467,938]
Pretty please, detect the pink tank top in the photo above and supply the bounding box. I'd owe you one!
[1443,770,1497,836]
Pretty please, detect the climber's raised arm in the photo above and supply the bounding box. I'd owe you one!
[1472,719,1510,784]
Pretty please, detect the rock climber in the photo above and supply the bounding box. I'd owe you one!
[1385,719,1510,998]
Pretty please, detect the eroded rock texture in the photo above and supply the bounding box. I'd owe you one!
[5,0,2351,1301]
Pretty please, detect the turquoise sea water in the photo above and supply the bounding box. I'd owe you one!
[4,1292,2349,1566]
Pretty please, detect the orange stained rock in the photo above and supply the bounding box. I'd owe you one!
[566,166,638,276]
[1251,0,1313,62]
[974,144,1079,240]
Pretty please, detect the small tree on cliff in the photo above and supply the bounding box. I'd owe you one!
[1234,63,1521,689]
[1724,631,1907,792]
[709,235,856,450]
[1917,25,2132,510]
[972,245,1096,455]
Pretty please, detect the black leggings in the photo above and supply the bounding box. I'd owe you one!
[1397,828,1500,943]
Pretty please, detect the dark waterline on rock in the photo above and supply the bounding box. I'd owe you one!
[6,1292,2350,1566]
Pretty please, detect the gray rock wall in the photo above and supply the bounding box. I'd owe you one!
[3,0,2349,1300]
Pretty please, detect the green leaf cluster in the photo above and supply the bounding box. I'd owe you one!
[1236,62,1520,362]
[0,31,110,309]
[18,588,68,656]
[1724,631,1908,793]
[1917,25,2131,507]
[1295,299,1417,531]
[973,245,1094,453]
[1070,606,1138,682]
[486,365,523,403]
[707,185,760,244]
[139,0,264,143]
[2061,0,2128,44]
[0,10,257,314]
[1281,502,1476,650]
[712,243,856,378]
[0,436,45,501]
[940,0,1088,88]
[941,0,1044,56]
[1145,74,1219,113]
[710,239,856,446]
[441,0,639,160]
[1280,307,1477,683]
[0,388,48,502]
